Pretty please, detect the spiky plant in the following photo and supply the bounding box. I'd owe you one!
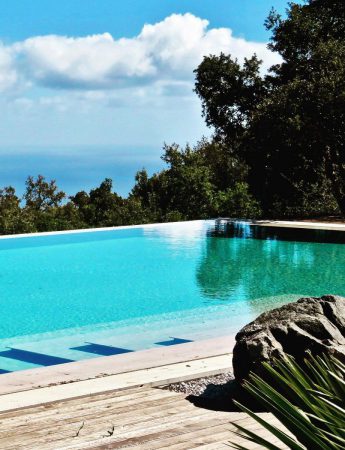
[231,353,345,450]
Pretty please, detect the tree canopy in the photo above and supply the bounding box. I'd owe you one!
[195,0,345,215]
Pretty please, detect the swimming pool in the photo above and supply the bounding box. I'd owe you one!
[0,220,344,373]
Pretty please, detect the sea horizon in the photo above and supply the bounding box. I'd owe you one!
[0,145,166,199]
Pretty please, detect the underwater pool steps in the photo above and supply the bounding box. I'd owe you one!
[70,343,134,356]
[0,349,73,366]
[0,336,195,373]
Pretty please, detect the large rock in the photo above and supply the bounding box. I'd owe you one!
[233,295,345,382]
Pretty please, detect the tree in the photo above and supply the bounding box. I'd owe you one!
[21,175,67,232]
[194,0,345,215]
[130,169,162,219]
[195,138,248,192]
[71,178,126,227]
[195,54,266,146]
[132,142,222,220]
[160,143,216,219]
[215,183,261,219]
[131,140,259,221]
[24,175,66,211]
[0,187,22,234]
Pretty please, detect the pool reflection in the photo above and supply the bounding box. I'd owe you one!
[197,221,345,316]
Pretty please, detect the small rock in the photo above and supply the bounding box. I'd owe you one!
[163,371,234,397]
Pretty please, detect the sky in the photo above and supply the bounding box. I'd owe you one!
[0,0,293,150]
[0,1,290,43]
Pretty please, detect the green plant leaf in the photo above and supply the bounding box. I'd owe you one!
[230,424,290,450]
[234,400,308,450]
[230,352,345,450]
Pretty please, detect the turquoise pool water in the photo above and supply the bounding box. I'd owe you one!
[0,220,344,373]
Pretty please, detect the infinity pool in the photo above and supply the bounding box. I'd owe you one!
[0,220,344,373]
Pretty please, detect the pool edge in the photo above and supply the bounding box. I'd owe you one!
[1,218,344,241]
[0,335,235,397]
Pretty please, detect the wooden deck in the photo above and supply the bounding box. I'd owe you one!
[0,385,287,449]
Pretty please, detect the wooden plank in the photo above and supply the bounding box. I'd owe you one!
[0,391,197,447]
[58,413,257,450]
[68,413,284,450]
[132,426,241,449]
[146,418,277,450]
[195,444,232,450]
[0,387,152,425]
[0,395,192,446]
[129,414,265,450]
[0,381,291,450]
[25,409,232,450]
[0,392,183,431]
[0,387,180,429]
[1,410,224,450]
[69,418,263,450]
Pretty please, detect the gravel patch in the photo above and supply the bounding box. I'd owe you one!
[162,371,234,398]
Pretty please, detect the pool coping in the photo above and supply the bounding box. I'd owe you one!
[0,219,210,240]
[0,335,235,398]
[0,352,232,413]
[0,218,344,240]
[252,219,345,231]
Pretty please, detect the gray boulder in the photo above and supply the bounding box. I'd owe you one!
[233,295,345,382]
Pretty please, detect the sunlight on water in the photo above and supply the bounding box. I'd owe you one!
[0,220,344,372]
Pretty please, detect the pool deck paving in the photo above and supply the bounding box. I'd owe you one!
[0,383,289,450]
[0,336,289,449]
[0,335,288,449]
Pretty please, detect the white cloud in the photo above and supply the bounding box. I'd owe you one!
[6,13,279,93]
[138,14,278,77]
[0,10,283,147]
[0,44,19,92]
[14,33,154,89]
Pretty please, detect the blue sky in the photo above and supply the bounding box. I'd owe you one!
[0,0,293,151]
[0,1,291,43]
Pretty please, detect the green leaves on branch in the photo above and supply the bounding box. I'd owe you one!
[194,0,345,216]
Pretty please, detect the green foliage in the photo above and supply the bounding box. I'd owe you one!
[195,0,345,215]
[195,138,248,191]
[70,178,125,227]
[0,187,22,234]
[268,178,339,219]
[131,140,260,221]
[24,175,66,211]
[0,137,260,235]
[195,54,266,145]
[161,143,216,219]
[215,183,261,219]
[231,353,345,450]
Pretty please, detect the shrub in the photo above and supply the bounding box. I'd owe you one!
[231,353,345,450]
